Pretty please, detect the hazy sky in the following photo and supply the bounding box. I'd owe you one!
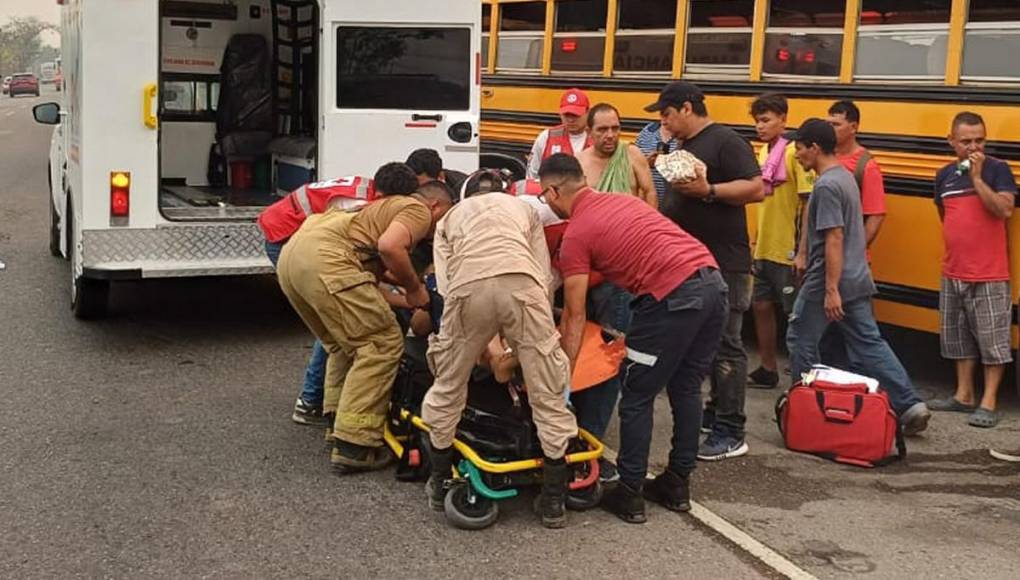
[2,0,61,45]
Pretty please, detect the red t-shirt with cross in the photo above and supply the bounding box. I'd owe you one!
[558,188,717,300]
[934,156,1017,282]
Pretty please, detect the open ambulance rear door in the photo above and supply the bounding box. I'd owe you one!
[319,0,481,178]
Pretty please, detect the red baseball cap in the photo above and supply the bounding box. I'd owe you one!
[559,88,590,117]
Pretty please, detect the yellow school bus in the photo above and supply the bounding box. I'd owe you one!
[479,0,1020,346]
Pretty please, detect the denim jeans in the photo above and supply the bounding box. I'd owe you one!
[571,282,633,439]
[616,269,728,487]
[266,239,327,407]
[703,271,752,439]
[786,294,922,415]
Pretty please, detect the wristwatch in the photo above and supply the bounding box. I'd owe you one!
[704,184,717,203]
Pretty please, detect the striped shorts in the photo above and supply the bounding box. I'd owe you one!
[939,277,1013,365]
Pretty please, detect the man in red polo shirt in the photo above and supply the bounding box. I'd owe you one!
[538,153,726,525]
[929,112,1016,429]
[526,88,592,179]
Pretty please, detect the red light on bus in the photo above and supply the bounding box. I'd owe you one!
[776,48,791,62]
[561,40,578,53]
[800,50,816,64]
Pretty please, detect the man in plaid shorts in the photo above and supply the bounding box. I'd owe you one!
[929,112,1016,429]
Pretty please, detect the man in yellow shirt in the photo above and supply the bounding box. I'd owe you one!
[748,94,814,389]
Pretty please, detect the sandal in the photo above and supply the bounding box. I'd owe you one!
[927,397,976,413]
[968,407,999,429]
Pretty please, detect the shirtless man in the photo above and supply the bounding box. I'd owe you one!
[577,103,656,208]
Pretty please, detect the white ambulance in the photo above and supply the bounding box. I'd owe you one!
[36,0,481,318]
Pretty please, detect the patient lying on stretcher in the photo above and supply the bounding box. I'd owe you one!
[409,306,520,384]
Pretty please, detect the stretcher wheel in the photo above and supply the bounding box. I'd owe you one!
[444,483,499,530]
[565,480,603,511]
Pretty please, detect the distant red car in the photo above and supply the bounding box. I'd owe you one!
[9,73,40,98]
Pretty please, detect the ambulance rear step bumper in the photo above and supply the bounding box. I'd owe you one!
[80,224,273,279]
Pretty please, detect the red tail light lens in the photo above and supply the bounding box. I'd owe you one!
[110,172,130,217]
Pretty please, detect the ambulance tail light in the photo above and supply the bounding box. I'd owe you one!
[110,172,131,218]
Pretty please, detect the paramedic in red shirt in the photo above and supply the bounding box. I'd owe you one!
[538,153,726,525]
[928,112,1017,429]
[257,162,419,426]
[525,88,592,179]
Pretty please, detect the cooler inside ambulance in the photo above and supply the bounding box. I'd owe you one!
[158,0,480,221]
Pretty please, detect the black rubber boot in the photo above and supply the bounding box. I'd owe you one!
[642,468,691,512]
[536,457,569,529]
[601,480,647,524]
[426,443,454,511]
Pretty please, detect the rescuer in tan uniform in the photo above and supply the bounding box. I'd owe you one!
[278,178,454,474]
[422,186,578,529]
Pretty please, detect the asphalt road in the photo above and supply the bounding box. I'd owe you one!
[1,86,1018,580]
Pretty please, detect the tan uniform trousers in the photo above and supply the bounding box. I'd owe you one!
[277,213,403,448]
[422,274,578,459]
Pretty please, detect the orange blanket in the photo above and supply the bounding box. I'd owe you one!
[571,321,626,392]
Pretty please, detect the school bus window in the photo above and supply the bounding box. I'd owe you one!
[962,0,1020,81]
[551,0,608,73]
[763,0,844,78]
[496,1,546,72]
[337,27,471,110]
[684,0,753,79]
[614,0,677,74]
[482,4,491,68]
[855,0,950,81]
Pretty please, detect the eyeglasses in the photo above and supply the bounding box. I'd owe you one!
[538,183,561,204]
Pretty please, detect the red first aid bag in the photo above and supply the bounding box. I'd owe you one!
[776,380,905,468]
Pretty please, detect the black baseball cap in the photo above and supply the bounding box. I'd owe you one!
[644,81,705,113]
[785,118,836,151]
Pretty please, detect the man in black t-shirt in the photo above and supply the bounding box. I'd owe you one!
[646,81,764,461]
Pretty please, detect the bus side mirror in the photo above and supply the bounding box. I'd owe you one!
[33,103,61,125]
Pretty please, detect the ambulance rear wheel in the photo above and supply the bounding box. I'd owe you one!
[72,276,110,320]
[67,199,109,319]
[444,483,499,530]
[48,177,61,258]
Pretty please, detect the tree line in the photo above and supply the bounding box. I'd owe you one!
[0,17,58,77]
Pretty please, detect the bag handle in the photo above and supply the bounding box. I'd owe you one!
[815,391,864,423]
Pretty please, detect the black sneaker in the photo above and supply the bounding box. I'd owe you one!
[643,469,691,512]
[598,458,620,484]
[601,481,646,524]
[697,433,749,461]
[292,398,332,427]
[747,366,779,389]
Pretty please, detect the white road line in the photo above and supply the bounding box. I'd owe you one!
[601,447,818,580]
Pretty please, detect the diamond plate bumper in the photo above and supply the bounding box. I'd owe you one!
[81,224,273,278]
